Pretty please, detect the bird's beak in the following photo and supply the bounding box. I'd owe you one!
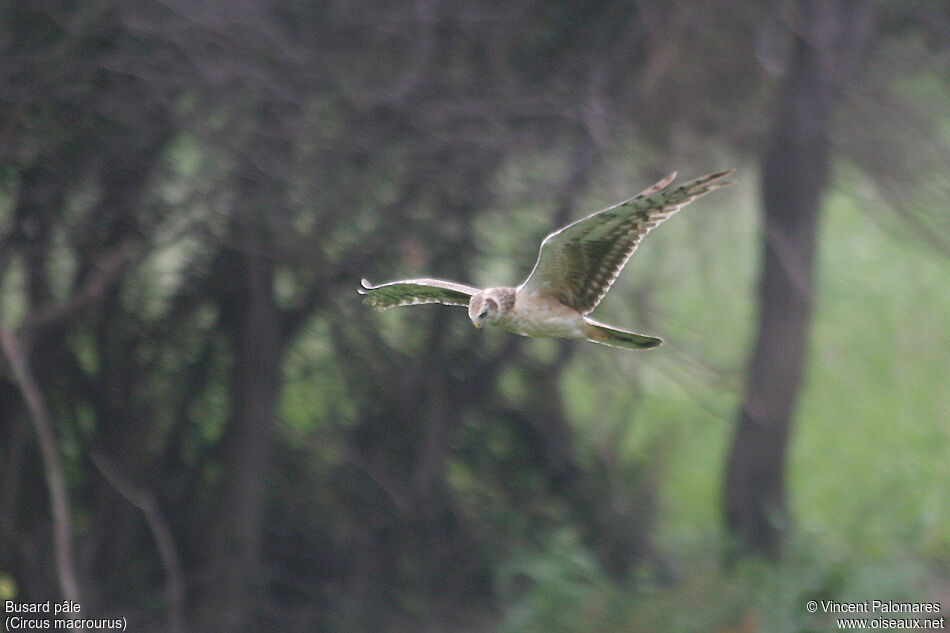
[473,322,481,329]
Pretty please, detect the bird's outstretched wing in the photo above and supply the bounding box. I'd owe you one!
[518,170,734,315]
[359,278,479,310]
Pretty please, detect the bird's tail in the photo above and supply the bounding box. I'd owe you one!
[584,318,663,350]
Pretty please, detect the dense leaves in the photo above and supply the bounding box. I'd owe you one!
[1,1,949,632]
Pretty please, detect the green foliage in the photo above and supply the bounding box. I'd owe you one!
[497,531,943,633]
[4,3,950,631]
[483,172,950,632]
[496,529,626,633]
[793,184,950,555]
[564,174,950,561]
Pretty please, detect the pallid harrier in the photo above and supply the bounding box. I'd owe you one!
[360,170,734,350]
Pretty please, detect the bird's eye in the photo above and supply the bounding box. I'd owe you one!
[479,310,488,319]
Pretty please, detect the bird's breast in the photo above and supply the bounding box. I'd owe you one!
[496,293,587,339]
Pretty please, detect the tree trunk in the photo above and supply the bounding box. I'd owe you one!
[724,0,875,555]
[202,207,283,632]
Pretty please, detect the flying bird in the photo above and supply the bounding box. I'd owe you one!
[360,170,734,350]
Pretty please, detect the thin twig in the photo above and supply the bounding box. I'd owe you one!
[90,450,186,633]
[26,246,130,339]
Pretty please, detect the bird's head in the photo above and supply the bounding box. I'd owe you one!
[468,291,500,329]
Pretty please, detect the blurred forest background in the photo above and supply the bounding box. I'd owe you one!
[2,0,950,631]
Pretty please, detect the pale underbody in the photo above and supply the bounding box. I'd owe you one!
[485,288,591,339]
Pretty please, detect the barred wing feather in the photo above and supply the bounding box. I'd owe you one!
[359,278,478,310]
[518,170,734,315]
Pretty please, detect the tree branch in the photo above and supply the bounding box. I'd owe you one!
[0,327,83,607]
[25,245,130,339]
[90,450,185,633]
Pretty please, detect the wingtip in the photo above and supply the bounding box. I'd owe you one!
[357,279,389,309]
[690,169,736,192]
[635,172,678,199]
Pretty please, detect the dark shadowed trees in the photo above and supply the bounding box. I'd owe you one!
[2,1,949,631]
[724,0,876,555]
